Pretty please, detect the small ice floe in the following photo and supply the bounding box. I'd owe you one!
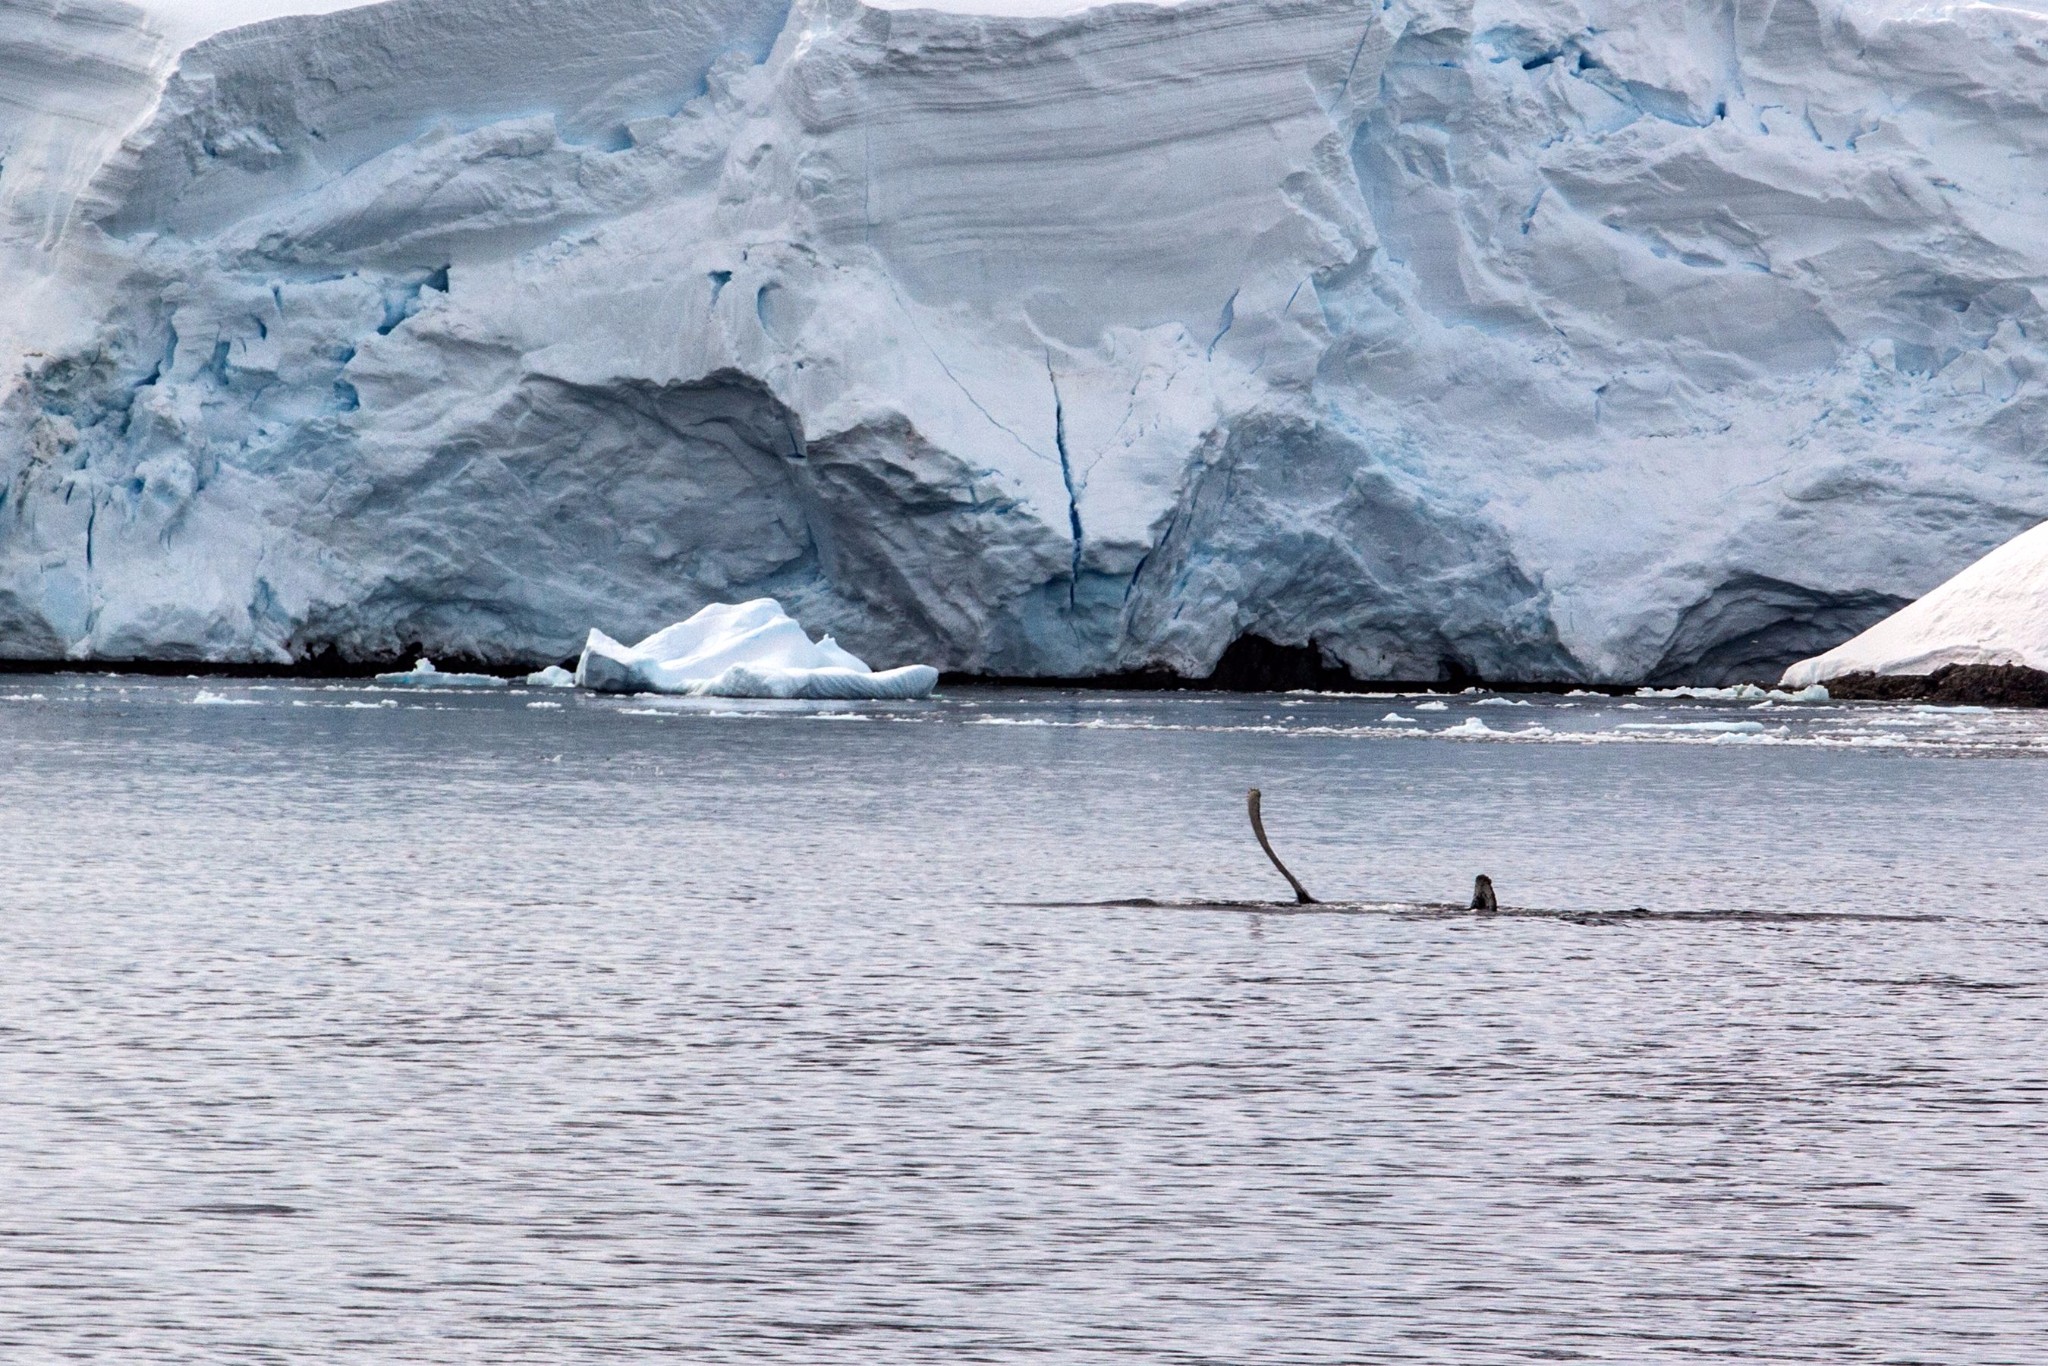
[1380,712,1418,723]
[1636,683,1829,702]
[374,659,508,689]
[1443,717,1494,735]
[526,700,563,710]
[1473,697,1533,706]
[524,665,576,688]
[191,689,259,706]
[1413,699,1449,712]
[1617,720,1766,733]
[576,598,938,699]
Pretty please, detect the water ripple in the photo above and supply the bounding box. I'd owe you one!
[1,677,2045,1361]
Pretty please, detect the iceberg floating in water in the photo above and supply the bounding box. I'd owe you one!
[576,600,939,699]
[1783,522,2048,686]
[524,665,576,688]
[374,659,508,689]
[191,689,259,706]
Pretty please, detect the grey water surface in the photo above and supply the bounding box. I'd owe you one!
[2,676,2045,1363]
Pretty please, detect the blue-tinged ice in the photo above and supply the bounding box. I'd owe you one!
[374,659,508,689]
[10,0,2048,686]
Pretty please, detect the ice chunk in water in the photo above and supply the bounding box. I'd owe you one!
[374,659,508,689]
[191,689,259,706]
[1618,720,1766,733]
[1636,684,1828,702]
[575,599,939,700]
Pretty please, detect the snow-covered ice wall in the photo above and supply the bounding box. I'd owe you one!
[7,0,2048,681]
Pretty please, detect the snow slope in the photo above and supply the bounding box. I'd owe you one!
[7,0,2048,681]
[1782,520,2048,684]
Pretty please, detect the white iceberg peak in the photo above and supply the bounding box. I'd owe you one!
[576,599,939,699]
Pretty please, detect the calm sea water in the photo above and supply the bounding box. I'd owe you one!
[2,675,2045,1362]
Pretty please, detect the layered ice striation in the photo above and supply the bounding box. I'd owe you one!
[576,597,938,697]
[8,0,2048,682]
[1783,520,2048,684]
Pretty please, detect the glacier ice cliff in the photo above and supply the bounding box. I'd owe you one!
[7,0,2048,682]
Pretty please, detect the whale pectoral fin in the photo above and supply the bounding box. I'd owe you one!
[1247,788,1317,905]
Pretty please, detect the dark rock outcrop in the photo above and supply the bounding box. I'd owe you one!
[1825,664,2048,707]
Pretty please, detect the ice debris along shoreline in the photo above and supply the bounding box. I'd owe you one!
[575,599,939,699]
[1784,522,2048,687]
[1636,684,1828,703]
